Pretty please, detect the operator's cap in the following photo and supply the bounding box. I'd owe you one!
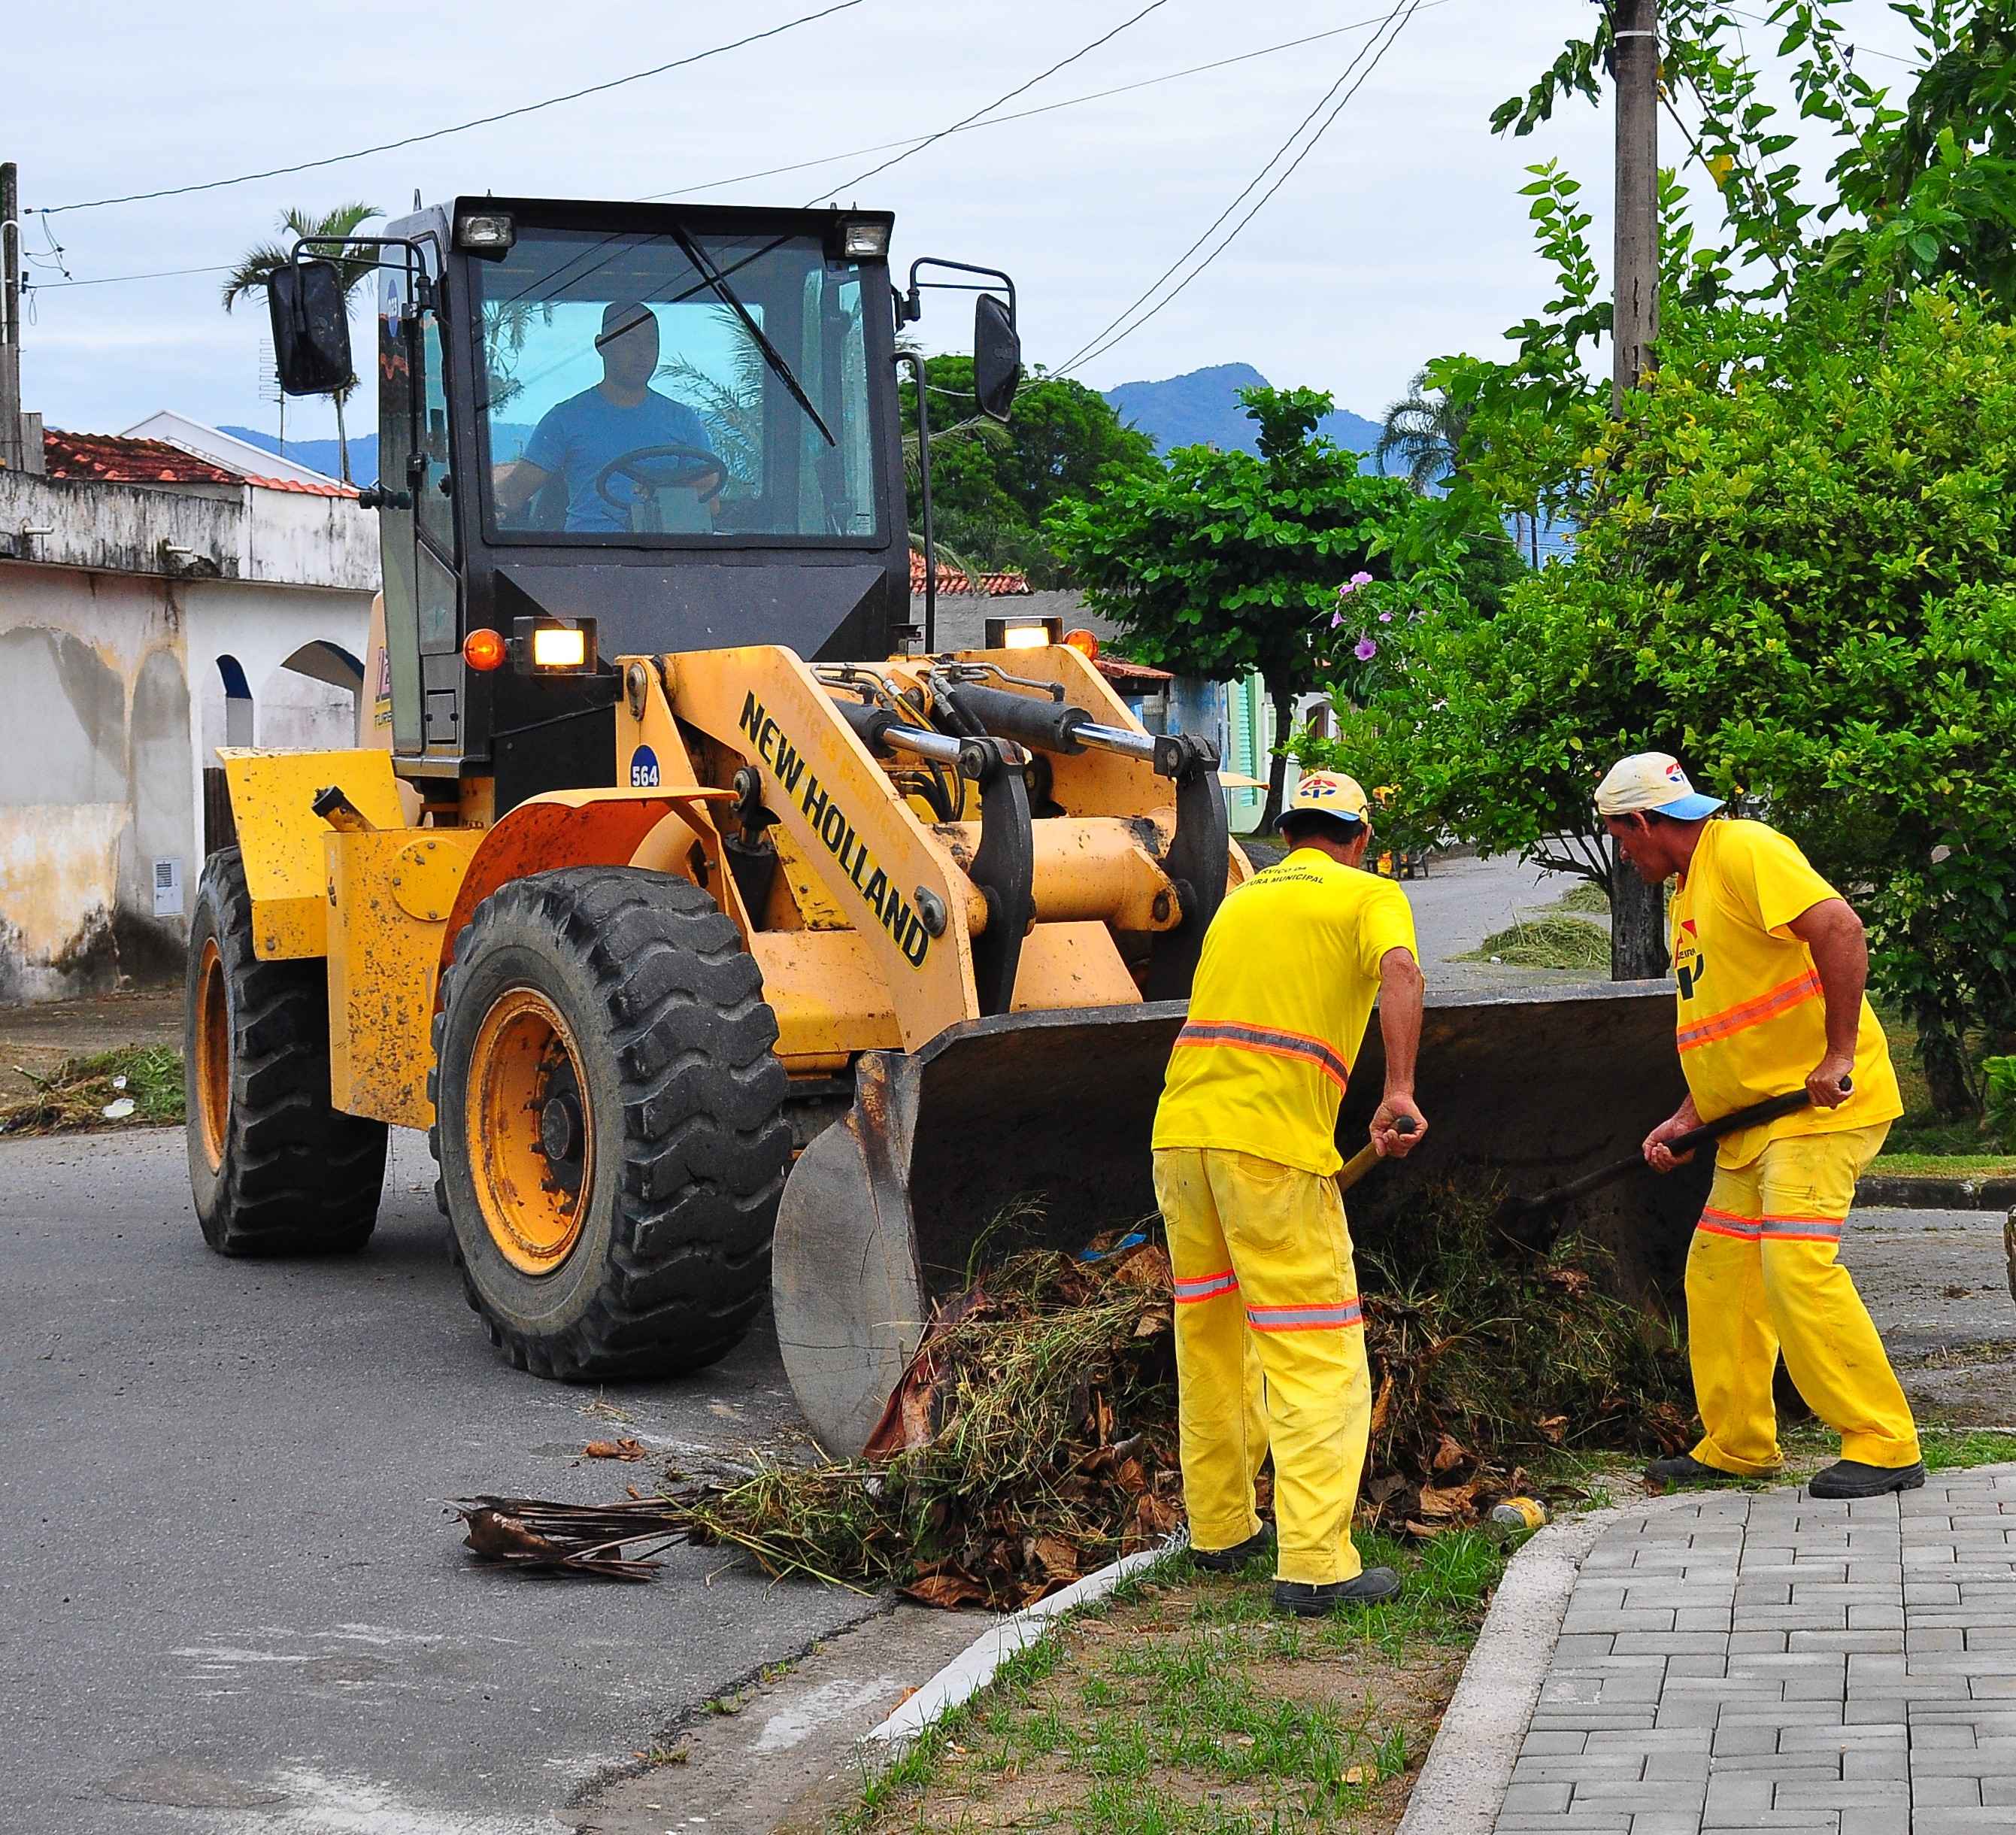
[596,301,656,348]
[1277,770,1371,834]
[1594,751,1723,821]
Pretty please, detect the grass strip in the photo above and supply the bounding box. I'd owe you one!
[0,1045,183,1136]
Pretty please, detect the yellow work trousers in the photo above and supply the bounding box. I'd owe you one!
[1151,1146,1372,1586]
[1685,1122,1920,1474]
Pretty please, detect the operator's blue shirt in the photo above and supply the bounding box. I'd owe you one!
[521,387,718,534]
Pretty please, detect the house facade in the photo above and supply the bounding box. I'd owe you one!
[0,429,374,1002]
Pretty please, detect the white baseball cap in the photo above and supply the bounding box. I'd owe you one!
[1594,752,1724,821]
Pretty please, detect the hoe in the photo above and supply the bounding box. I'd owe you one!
[189,196,1702,1456]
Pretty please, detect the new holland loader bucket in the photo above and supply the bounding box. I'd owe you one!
[772,981,1711,1457]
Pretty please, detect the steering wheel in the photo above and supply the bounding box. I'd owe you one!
[593,444,727,511]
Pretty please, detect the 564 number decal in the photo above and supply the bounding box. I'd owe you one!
[629,745,660,789]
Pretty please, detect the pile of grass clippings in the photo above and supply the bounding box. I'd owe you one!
[1463,913,1614,974]
[660,1184,1692,1608]
[0,1046,183,1136]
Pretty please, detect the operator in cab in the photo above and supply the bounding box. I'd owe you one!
[492,301,725,534]
[1151,772,1428,1617]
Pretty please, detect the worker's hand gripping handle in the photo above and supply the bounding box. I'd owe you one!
[1335,1115,1417,1198]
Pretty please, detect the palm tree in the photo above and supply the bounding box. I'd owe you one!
[221,202,382,483]
[1374,368,1470,495]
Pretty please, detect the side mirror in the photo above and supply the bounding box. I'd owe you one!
[974,294,1020,423]
[269,259,354,397]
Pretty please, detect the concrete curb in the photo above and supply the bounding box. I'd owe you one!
[862,1536,1183,1750]
[1857,1172,2016,1211]
[1395,1495,1696,1835]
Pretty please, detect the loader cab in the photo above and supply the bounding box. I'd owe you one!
[275,196,997,809]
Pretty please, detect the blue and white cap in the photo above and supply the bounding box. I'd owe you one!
[1594,752,1723,821]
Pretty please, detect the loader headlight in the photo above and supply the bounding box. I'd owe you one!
[456,211,516,256]
[841,219,891,260]
[986,614,1063,651]
[511,617,598,675]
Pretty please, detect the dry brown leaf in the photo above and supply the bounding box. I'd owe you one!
[1431,1433,1469,1473]
[1111,1245,1172,1291]
[1535,1415,1569,1444]
[1544,1265,1593,1294]
[1414,1481,1476,1519]
[1404,1518,1445,1539]
[1031,1535,1081,1581]
[582,1437,647,1461]
[1367,1371,1394,1439]
[902,1567,988,1609]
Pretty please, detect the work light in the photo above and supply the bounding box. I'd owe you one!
[841,220,892,260]
[985,614,1063,651]
[456,212,516,255]
[511,617,598,675]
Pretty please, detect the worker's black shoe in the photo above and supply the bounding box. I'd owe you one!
[1645,1453,1751,1488]
[1808,1458,1928,1500]
[1273,1569,1401,1616]
[1189,1529,1273,1574]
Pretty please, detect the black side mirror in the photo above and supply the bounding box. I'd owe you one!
[269,259,354,396]
[974,293,1020,423]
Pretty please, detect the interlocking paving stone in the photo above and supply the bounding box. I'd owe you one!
[1489,1466,2016,1833]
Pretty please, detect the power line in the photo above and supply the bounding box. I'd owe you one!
[645,1,1460,204]
[1061,0,1422,377]
[805,0,1173,205]
[29,2,865,218]
[25,263,232,290]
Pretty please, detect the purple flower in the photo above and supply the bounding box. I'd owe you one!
[1354,636,1378,661]
[1378,610,1393,623]
[1335,580,1361,600]
[1330,611,1345,628]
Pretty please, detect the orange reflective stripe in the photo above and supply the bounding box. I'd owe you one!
[1245,1299,1365,1332]
[1676,970,1823,1052]
[1696,1206,1761,1241]
[1172,1021,1350,1093]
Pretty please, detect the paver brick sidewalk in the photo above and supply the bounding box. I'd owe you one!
[1494,1464,2016,1834]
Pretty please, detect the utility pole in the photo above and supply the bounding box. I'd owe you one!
[0,162,23,473]
[1608,0,1672,980]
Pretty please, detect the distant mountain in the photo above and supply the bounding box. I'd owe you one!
[1102,363,1386,470]
[221,426,375,484]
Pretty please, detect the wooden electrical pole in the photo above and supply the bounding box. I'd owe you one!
[0,162,24,474]
[1607,0,1672,980]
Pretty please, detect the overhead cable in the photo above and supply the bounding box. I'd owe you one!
[30,1,865,217]
[1062,0,1422,376]
[805,0,1173,205]
[645,0,1459,204]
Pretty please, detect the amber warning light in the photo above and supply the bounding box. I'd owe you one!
[463,628,507,672]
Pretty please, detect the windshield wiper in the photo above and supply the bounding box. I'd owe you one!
[670,225,836,450]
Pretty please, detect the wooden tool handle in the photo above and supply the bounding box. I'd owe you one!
[1516,1084,1841,1217]
[1335,1115,1417,1197]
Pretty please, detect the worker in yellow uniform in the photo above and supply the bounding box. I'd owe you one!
[1596,752,1924,1500]
[1152,771,1428,1614]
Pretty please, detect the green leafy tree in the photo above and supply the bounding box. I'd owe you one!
[220,202,382,483]
[902,356,1155,586]
[1045,385,1417,829]
[1302,286,2016,1115]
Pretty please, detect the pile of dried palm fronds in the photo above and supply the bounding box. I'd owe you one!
[450,1495,686,1580]
[455,1184,1691,1606]
[1,1046,183,1136]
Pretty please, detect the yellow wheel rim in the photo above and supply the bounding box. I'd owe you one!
[465,987,595,1276]
[193,937,230,1172]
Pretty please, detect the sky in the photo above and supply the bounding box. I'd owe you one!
[12,0,1926,455]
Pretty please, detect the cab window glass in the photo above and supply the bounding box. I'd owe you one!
[475,228,882,543]
[417,307,454,556]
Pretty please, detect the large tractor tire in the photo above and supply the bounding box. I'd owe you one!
[431,867,790,1381]
[185,848,389,1255]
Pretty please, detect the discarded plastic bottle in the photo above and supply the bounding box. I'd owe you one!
[1489,1497,1547,1536]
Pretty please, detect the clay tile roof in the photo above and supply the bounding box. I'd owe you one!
[242,472,359,499]
[908,550,1032,596]
[42,429,239,486]
[1096,655,1173,688]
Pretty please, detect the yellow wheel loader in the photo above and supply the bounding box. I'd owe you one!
[192,196,1705,1455]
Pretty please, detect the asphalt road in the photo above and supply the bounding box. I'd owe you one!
[0,1127,881,1835]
